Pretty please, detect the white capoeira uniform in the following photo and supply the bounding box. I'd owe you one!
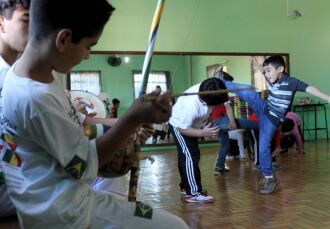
[0,55,16,218]
[0,66,188,228]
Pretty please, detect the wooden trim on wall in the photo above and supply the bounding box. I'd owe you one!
[91,50,289,57]
[91,51,290,73]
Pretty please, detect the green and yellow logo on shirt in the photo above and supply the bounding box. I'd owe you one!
[65,155,86,179]
[1,133,17,151]
[2,149,21,167]
[134,201,153,219]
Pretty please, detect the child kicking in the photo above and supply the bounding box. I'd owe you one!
[215,55,330,194]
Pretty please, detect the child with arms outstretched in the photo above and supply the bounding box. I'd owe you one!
[216,55,330,194]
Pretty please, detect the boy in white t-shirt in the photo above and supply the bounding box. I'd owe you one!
[169,77,227,203]
[0,0,30,218]
[0,0,188,228]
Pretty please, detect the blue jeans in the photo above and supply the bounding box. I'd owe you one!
[225,81,277,176]
[235,118,259,130]
[212,116,230,169]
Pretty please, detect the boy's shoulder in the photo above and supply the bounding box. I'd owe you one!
[277,75,304,85]
[0,55,10,69]
[273,75,309,92]
[0,55,10,82]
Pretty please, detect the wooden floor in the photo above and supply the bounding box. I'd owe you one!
[136,140,330,229]
[1,140,330,228]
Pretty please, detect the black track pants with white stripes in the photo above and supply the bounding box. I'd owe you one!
[169,124,202,196]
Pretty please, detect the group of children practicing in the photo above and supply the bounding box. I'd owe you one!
[169,55,330,203]
[0,0,329,227]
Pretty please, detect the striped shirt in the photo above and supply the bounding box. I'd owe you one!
[266,75,308,125]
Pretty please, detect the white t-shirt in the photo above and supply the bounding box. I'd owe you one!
[0,55,16,217]
[0,55,9,88]
[169,84,211,129]
[0,66,99,227]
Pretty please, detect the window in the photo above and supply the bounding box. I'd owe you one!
[68,71,101,95]
[133,71,170,98]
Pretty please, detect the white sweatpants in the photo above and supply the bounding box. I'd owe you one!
[89,190,189,229]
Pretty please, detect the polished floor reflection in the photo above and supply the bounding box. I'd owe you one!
[137,140,330,229]
[1,140,330,228]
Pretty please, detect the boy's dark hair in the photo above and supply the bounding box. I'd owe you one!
[112,98,120,105]
[263,55,286,70]
[29,0,115,43]
[281,118,294,133]
[199,77,227,106]
[0,0,30,19]
[280,134,296,149]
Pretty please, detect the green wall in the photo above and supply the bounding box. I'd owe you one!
[75,0,330,139]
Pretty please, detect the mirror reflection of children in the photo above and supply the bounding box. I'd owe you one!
[274,112,304,157]
[152,123,167,143]
[98,92,111,115]
[109,98,120,118]
[151,86,170,144]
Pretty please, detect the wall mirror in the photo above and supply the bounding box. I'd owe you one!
[68,51,290,146]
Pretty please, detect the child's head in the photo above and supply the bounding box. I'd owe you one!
[0,0,30,54]
[0,0,30,19]
[281,118,294,133]
[262,55,286,84]
[280,133,296,149]
[199,77,227,107]
[28,0,115,73]
[155,85,162,94]
[112,98,120,107]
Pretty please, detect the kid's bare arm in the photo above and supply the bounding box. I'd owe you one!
[179,123,219,138]
[84,116,118,127]
[225,102,237,130]
[306,86,330,103]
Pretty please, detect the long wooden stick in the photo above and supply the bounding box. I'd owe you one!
[129,0,166,203]
[171,87,254,98]
[144,87,254,101]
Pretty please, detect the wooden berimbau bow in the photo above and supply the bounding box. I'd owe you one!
[128,0,166,202]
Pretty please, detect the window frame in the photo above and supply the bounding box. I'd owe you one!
[67,70,102,95]
[132,70,171,98]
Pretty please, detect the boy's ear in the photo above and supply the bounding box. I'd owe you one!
[277,66,285,73]
[0,16,5,33]
[55,29,72,52]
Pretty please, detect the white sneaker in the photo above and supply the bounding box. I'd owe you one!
[226,155,235,160]
[185,194,215,203]
[180,189,187,195]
